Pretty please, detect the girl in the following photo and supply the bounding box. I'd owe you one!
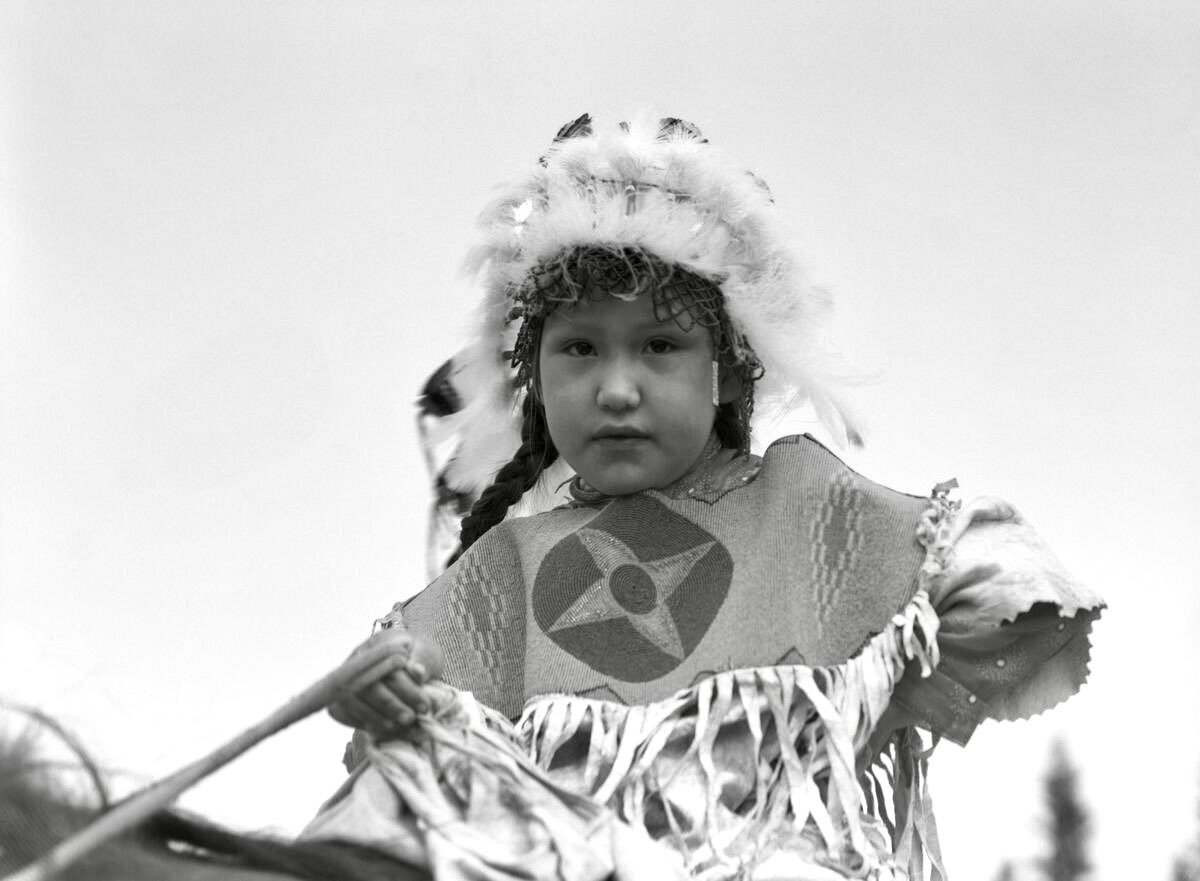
[306,115,1104,881]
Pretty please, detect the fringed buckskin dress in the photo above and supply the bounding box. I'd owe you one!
[303,435,1103,881]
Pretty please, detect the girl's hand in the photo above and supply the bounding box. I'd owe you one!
[328,628,445,737]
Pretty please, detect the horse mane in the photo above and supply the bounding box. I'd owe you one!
[0,711,111,876]
[0,709,426,881]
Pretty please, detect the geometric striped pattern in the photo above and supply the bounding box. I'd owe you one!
[809,469,865,637]
[447,549,523,711]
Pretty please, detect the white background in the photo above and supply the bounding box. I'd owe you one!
[2,3,1198,879]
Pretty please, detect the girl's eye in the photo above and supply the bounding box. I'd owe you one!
[562,340,595,357]
[645,338,676,355]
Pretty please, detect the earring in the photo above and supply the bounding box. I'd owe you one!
[711,360,721,407]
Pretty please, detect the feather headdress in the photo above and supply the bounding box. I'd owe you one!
[421,114,860,563]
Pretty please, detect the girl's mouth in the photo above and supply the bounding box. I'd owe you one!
[592,426,650,441]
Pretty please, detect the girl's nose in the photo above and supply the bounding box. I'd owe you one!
[595,361,641,412]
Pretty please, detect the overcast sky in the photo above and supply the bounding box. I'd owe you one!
[2,3,1198,879]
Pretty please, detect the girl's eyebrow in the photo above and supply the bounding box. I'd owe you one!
[546,314,689,334]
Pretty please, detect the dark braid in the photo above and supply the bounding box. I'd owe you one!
[456,393,558,555]
[713,401,745,451]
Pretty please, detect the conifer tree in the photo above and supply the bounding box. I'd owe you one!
[1038,740,1090,881]
[1171,770,1200,881]
[1173,854,1200,881]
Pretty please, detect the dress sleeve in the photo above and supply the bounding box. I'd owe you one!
[888,496,1105,746]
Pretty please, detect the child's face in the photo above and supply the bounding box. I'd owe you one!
[538,293,717,496]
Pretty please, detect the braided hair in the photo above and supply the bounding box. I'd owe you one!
[455,392,558,556]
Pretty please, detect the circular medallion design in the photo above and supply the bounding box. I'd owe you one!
[610,564,657,614]
[532,495,733,681]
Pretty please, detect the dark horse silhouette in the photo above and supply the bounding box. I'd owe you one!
[0,712,428,881]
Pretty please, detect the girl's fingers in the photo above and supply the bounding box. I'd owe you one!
[383,669,430,714]
[336,689,412,733]
[358,681,417,726]
[345,652,409,694]
[327,700,354,728]
[404,658,429,684]
[330,691,381,729]
[329,630,441,732]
